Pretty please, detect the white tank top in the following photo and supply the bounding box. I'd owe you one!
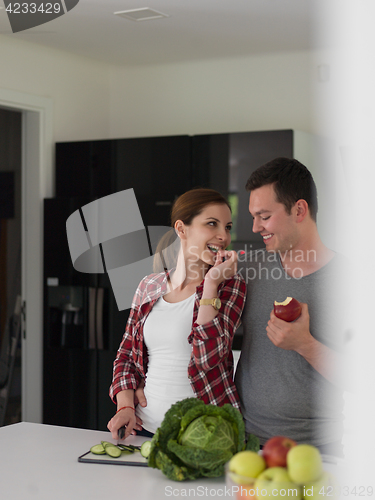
[136,293,196,433]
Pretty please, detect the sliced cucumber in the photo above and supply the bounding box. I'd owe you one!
[120,449,133,455]
[140,440,152,459]
[101,441,112,448]
[90,443,106,455]
[104,445,122,458]
[101,441,122,458]
[90,440,141,459]
[118,444,136,453]
[126,444,141,451]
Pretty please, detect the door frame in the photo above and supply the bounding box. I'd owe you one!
[0,87,53,423]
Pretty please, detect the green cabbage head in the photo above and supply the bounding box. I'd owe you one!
[148,397,245,481]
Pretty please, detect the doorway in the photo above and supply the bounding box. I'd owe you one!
[0,88,53,424]
[0,108,22,424]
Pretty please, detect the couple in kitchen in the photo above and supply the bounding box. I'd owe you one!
[107,157,348,458]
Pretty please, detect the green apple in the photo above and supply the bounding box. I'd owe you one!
[228,451,266,481]
[254,466,301,499]
[287,444,323,484]
[302,471,340,499]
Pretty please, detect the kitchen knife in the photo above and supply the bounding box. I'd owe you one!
[117,425,125,445]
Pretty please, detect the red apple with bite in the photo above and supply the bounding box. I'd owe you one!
[273,297,302,322]
[262,436,297,468]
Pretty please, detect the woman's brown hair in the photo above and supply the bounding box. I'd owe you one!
[153,188,231,273]
[171,188,231,227]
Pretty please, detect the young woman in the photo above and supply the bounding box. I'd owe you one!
[107,188,246,440]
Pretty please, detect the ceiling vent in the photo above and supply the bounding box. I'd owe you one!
[114,8,169,21]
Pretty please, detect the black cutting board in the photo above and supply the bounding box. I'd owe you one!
[78,435,149,466]
[78,449,148,466]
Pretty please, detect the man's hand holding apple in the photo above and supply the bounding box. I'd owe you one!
[266,302,314,353]
[267,302,342,386]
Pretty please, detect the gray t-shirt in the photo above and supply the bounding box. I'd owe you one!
[235,249,348,447]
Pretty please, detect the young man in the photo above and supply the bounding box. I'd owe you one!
[235,157,349,457]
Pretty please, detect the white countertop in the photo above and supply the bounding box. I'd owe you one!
[0,422,227,500]
[0,422,350,500]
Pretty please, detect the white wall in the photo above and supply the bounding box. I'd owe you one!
[109,51,314,138]
[1,35,317,141]
[0,35,111,142]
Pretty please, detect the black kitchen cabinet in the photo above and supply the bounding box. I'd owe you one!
[191,133,230,195]
[97,350,119,431]
[56,135,192,227]
[44,197,96,287]
[55,140,115,199]
[43,348,97,429]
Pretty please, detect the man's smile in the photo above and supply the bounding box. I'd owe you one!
[262,233,273,242]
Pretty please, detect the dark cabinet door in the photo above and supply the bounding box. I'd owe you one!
[43,348,97,429]
[97,350,119,431]
[114,135,192,226]
[44,197,96,287]
[191,134,230,196]
[55,140,115,199]
[55,135,193,227]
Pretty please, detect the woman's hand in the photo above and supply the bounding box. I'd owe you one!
[196,251,238,326]
[107,408,143,441]
[205,250,238,287]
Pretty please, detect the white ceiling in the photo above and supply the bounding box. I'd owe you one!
[0,0,325,67]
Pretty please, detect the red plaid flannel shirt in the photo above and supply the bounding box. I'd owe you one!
[109,271,246,410]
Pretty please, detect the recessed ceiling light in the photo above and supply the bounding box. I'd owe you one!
[114,8,169,22]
